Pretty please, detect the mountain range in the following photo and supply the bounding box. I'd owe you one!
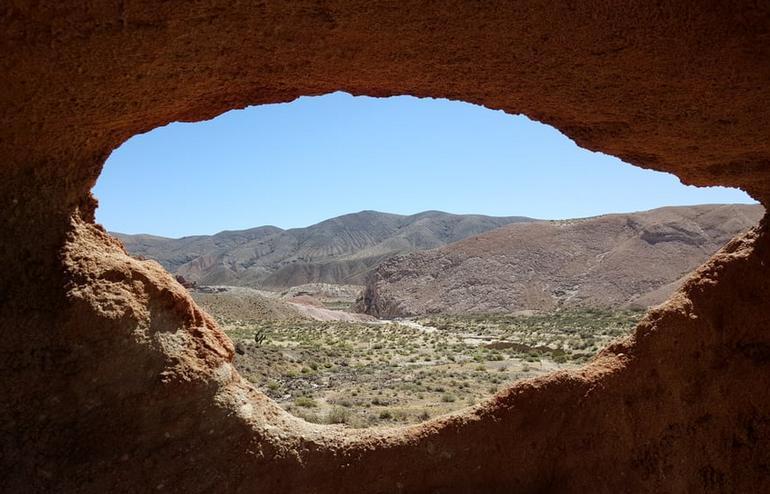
[114,210,532,289]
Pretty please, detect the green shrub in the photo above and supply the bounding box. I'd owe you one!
[325,407,351,425]
[294,396,318,408]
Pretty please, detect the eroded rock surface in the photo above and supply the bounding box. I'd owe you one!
[2,3,770,492]
[357,204,765,317]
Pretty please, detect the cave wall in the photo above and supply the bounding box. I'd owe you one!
[1,2,769,492]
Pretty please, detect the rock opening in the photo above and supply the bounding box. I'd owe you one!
[2,3,770,492]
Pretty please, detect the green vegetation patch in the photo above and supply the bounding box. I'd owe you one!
[225,308,643,428]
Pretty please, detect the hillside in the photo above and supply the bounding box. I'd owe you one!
[356,204,764,317]
[190,286,373,323]
[115,210,532,289]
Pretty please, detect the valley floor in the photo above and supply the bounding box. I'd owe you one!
[224,309,643,427]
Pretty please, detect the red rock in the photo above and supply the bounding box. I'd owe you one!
[1,3,769,492]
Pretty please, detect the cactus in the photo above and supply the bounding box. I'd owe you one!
[253,327,268,346]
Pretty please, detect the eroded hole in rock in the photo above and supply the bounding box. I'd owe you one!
[94,92,761,428]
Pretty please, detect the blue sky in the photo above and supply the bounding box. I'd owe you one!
[94,92,755,238]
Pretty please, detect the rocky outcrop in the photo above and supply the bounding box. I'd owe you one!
[358,204,764,316]
[2,3,770,493]
[174,274,198,289]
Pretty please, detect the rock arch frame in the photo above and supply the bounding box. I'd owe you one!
[2,2,770,492]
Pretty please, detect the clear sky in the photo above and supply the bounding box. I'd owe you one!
[94,91,755,238]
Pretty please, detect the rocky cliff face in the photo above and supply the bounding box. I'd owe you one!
[3,3,770,493]
[358,204,764,317]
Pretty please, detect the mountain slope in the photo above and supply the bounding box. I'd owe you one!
[356,204,764,317]
[115,226,284,273]
[114,210,532,289]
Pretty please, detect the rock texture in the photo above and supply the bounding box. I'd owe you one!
[115,210,530,289]
[2,2,770,493]
[358,204,764,317]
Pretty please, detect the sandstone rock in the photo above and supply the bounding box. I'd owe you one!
[2,3,770,492]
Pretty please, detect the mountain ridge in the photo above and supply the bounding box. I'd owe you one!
[355,204,764,316]
[114,210,533,289]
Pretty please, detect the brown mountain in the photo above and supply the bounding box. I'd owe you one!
[356,204,764,317]
[114,210,532,289]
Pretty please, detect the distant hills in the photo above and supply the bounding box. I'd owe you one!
[355,204,764,317]
[115,205,764,316]
[114,210,532,289]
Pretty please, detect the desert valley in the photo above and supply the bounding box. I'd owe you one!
[116,203,763,427]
